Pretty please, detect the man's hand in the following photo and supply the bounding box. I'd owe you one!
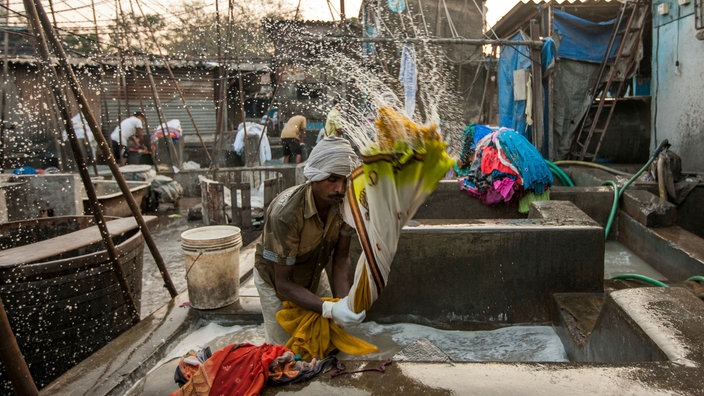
[322,296,366,327]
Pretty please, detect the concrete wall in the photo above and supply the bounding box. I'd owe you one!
[414,180,614,226]
[578,287,704,364]
[367,200,604,329]
[652,1,704,173]
[0,174,82,222]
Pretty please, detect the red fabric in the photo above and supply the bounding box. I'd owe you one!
[171,343,290,396]
[480,146,522,184]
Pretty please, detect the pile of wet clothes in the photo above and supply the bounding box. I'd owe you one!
[458,126,553,213]
[171,343,338,396]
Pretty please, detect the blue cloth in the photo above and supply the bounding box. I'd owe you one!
[542,37,556,75]
[495,129,553,194]
[398,45,417,117]
[387,0,406,13]
[13,166,37,175]
[498,32,532,138]
[553,9,618,63]
[472,124,494,146]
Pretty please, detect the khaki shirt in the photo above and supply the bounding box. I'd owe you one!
[255,183,355,294]
[280,115,307,140]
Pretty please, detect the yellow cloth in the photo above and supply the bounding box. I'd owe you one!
[276,299,378,360]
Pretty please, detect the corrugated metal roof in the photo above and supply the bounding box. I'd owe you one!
[3,54,271,72]
[491,0,623,38]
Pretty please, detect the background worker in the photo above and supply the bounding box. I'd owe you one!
[280,114,306,164]
[110,111,146,166]
[323,99,343,138]
[253,137,365,345]
[63,112,98,163]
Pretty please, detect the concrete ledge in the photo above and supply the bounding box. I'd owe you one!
[414,180,614,226]
[618,212,704,281]
[368,201,604,328]
[578,287,704,366]
[0,173,82,221]
[621,189,677,227]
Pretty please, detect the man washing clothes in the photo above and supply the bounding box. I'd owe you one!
[253,137,365,345]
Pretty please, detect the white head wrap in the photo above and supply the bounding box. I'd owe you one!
[303,137,359,182]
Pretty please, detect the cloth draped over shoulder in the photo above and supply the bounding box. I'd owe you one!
[275,107,453,360]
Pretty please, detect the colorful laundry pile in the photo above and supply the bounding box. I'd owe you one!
[459,127,553,212]
[171,343,338,396]
[454,124,494,177]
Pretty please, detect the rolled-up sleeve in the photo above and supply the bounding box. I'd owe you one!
[263,216,299,266]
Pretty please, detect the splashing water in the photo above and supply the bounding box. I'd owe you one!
[309,37,466,155]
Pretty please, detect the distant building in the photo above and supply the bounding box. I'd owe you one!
[0,55,272,169]
[263,18,363,142]
[490,0,651,162]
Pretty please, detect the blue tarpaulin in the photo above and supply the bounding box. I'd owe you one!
[553,9,618,63]
[498,9,619,151]
[497,32,532,138]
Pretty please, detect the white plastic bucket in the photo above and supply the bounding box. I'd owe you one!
[181,225,243,309]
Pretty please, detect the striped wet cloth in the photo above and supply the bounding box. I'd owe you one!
[343,107,455,315]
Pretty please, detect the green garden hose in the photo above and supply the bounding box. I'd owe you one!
[552,160,633,177]
[545,160,574,187]
[611,274,669,287]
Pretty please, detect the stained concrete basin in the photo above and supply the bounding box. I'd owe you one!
[39,177,704,395]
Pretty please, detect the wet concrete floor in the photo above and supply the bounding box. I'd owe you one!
[126,200,684,395]
[140,197,262,318]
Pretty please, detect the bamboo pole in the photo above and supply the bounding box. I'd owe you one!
[29,0,178,298]
[22,0,141,322]
[0,0,9,171]
[132,0,211,165]
[0,297,37,395]
[144,62,179,170]
[211,0,227,170]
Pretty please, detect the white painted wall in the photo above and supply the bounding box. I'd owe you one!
[652,2,704,173]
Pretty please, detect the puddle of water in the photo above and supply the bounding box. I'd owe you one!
[604,241,666,280]
[156,321,567,365]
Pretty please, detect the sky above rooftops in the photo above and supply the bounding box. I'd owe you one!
[299,0,519,26]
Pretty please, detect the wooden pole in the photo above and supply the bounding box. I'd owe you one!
[29,0,178,298]
[530,20,545,155]
[0,296,38,395]
[144,62,179,169]
[211,0,226,171]
[132,0,209,165]
[1,0,10,171]
[22,0,141,322]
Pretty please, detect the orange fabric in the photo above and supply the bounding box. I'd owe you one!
[171,343,289,396]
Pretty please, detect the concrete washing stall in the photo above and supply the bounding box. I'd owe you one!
[40,174,704,394]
